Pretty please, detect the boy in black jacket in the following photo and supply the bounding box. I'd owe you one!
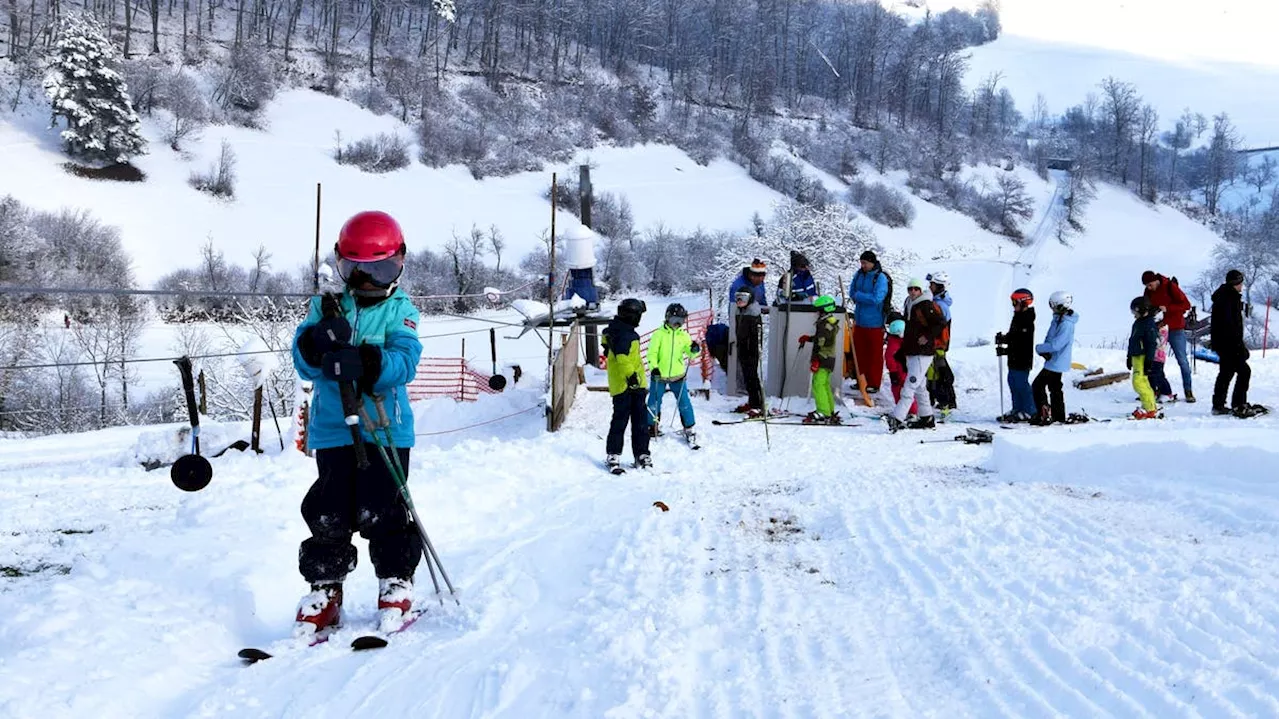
[1210,269,1262,417]
[996,288,1036,422]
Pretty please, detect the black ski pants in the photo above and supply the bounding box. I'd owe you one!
[1033,369,1065,422]
[738,349,764,409]
[1212,352,1251,410]
[299,445,420,584]
[607,390,651,461]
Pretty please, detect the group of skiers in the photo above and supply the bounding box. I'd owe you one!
[283,212,1265,640]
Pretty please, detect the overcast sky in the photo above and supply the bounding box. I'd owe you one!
[903,0,1279,68]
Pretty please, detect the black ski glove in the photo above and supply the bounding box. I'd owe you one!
[357,343,383,395]
[689,341,700,354]
[651,368,661,379]
[321,346,364,382]
[626,373,640,390]
[299,316,353,367]
[1125,357,1132,370]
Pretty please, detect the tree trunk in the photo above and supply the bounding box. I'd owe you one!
[150,0,160,52]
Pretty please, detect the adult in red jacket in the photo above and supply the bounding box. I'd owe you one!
[1142,270,1195,402]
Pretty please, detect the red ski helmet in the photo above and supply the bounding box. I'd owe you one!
[336,211,405,262]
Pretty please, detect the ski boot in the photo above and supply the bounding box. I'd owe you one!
[744,408,763,419]
[883,415,905,433]
[733,403,753,414]
[1233,403,1268,418]
[294,582,343,638]
[606,454,625,475]
[1029,407,1054,426]
[1212,406,1234,416]
[636,454,654,470]
[1131,408,1160,420]
[906,415,936,430]
[682,427,699,448]
[803,411,829,424]
[1157,393,1178,404]
[1184,391,1196,404]
[377,577,414,633]
[998,411,1031,424]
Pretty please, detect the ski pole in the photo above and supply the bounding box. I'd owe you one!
[321,293,369,469]
[997,352,1005,417]
[369,397,459,605]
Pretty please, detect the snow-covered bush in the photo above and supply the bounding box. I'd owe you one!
[335,133,411,173]
[189,140,237,199]
[160,70,209,150]
[43,14,147,166]
[848,179,916,228]
[212,42,275,123]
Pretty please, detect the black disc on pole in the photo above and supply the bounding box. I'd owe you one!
[171,454,213,492]
[488,374,508,391]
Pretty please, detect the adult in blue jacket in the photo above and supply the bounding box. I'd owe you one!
[848,250,889,391]
[728,258,768,308]
[290,210,424,638]
[1031,290,1077,425]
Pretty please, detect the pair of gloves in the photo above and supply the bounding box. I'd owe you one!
[303,316,382,394]
[796,335,820,373]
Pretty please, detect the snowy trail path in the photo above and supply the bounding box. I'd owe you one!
[0,356,1276,718]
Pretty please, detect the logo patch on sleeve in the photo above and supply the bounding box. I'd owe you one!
[404,318,417,330]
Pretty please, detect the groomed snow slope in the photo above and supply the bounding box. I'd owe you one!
[1,316,1276,718]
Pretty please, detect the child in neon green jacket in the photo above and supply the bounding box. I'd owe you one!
[646,303,701,445]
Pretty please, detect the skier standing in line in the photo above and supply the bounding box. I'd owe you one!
[728,259,769,308]
[732,288,765,417]
[996,289,1037,423]
[646,303,702,446]
[290,210,424,637]
[1031,291,1077,426]
[925,271,956,417]
[883,313,912,415]
[848,250,891,393]
[885,278,944,432]
[1142,270,1195,402]
[604,298,652,473]
[1210,269,1262,417]
[1149,318,1176,402]
[1127,296,1161,420]
[797,294,841,424]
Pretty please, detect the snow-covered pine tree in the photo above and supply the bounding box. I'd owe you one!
[44,14,147,165]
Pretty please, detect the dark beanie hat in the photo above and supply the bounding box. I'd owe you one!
[1226,269,1244,285]
[1141,270,1158,284]
[859,250,877,263]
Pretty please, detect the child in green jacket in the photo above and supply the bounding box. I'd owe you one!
[798,295,841,424]
[646,303,702,447]
[603,298,650,473]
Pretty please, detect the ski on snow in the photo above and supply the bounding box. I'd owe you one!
[238,612,423,664]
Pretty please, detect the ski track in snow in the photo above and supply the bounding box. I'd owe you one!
[0,348,1276,718]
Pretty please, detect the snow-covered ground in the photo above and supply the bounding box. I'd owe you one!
[1,329,1276,718]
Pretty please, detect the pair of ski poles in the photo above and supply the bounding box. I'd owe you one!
[355,394,459,606]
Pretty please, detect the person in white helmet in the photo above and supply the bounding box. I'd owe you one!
[926,271,956,415]
[1032,290,1078,425]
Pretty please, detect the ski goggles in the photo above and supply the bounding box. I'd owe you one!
[666,316,685,326]
[337,255,404,288]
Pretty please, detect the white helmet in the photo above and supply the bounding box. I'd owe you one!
[927,271,950,288]
[1048,290,1073,312]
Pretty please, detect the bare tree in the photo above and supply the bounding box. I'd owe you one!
[1136,104,1159,201]
[1245,154,1278,193]
[487,224,505,274]
[1161,112,1193,193]
[1098,76,1140,184]
[162,70,209,150]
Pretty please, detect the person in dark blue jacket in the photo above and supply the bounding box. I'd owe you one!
[290,211,424,638]
[848,250,889,391]
[1127,296,1160,420]
[776,250,818,304]
[728,259,768,308]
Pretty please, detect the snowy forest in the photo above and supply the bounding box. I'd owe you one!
[0,0,1276,434]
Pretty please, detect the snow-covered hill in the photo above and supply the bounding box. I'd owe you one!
[0,89,787,285]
